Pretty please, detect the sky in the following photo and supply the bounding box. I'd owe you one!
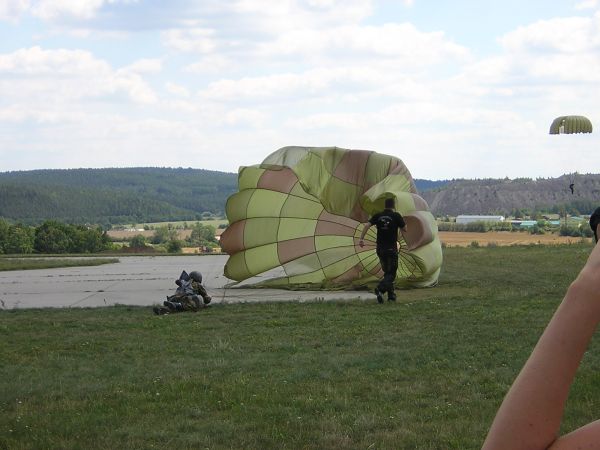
[1,0,599,180]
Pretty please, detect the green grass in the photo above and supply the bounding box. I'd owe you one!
[0,257,119,271]
[2,244,600,449]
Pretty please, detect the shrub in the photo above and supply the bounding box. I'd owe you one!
[129,234,147,249]
[167,239,183,253]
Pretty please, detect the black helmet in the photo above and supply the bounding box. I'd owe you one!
[189,271,202,283]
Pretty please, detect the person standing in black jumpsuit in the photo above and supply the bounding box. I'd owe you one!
[359,198,407,303]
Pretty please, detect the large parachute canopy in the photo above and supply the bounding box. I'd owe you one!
[220,146,442,289]
[549,115,593,134]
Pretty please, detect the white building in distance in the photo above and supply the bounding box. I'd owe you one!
[456,215,505,224]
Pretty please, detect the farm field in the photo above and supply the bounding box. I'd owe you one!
[108,228,590,249]
[439,231,590,247]
[2,244,599,449]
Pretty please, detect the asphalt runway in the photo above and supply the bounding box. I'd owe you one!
[0,255,372,309]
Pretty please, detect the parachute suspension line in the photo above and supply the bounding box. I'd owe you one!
[568,172,576,195]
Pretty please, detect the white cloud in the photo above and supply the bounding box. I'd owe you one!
[576,0,598,10]
[198,68,379,102]
[0,46,157,106]
[165,82,190,98]
[113,71,157,104]
[197,62,451,106]
[123,58,163,74]
[0,0,139,21]
[460,13,600,93]
[3,1,600,179]
[255,23,470,64]
[229,0,374,32]
[31,0,106,20]
[0,104,84,123]
[224,108,267,127]
[0,45,111,75]
[183,55,233,74]
[162,28,217,53]
[0,0,30,20]
[499,14,600,54]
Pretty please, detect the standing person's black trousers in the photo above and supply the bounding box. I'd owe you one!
[376,248,398,300]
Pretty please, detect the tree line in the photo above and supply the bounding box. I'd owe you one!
[0,219,221,255]
[0,220,112,254]
[437,219,594,238]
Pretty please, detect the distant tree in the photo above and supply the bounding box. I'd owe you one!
[33,221,110,253]
[151,226,171,244]
[5,224,34,254]
[465,221,488,233]
[167,239,183,253]
[187,222,217,247]
[559,225,582,237]
[581,226,594,238]
[129,234,147,249]
[34,221,72,253]
[0,219,9,253]
[70,225,109,253]
[530,224,545,235]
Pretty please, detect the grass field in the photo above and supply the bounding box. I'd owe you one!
[2,244,600,449]
[0,257,119,271]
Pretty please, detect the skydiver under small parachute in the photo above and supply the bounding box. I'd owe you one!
[549,115,593,195]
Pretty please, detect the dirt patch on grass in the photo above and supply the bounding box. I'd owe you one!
[439,231,591,247]
[107,230,192,240]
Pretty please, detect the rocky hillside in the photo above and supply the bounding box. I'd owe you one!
[420,174,600,216]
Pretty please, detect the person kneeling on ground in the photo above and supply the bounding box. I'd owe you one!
[153,270,212,315]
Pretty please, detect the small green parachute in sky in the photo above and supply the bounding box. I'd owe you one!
[549,115,593,134]
[220,146,443,289]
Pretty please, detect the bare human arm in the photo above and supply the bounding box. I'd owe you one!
[482,224,600,450]
[358,223,372,248]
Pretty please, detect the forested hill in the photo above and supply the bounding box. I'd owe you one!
[0,168,238,225]
[0,167,447,225]
[4,167,597,223]
[420,174,600,216]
